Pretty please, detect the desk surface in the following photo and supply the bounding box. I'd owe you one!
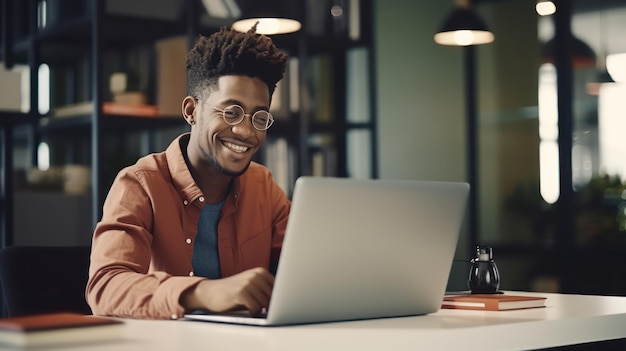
[44,292,626,351]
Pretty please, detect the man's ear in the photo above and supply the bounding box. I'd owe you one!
[182,96,197,126]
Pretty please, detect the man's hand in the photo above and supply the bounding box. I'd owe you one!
[181,267,274,315]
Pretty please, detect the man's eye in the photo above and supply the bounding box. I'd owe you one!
[224,110,239,118]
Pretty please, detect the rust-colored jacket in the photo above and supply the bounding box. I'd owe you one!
[86,133,290,319]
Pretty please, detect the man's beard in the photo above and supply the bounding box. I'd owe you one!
[207,153,251,177]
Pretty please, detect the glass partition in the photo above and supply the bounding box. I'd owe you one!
[476,0,626,294]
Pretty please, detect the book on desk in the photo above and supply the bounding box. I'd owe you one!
[0,312,124,348]
[442,293,547,311]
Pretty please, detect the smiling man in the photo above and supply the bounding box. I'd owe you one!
[86,26,290,320]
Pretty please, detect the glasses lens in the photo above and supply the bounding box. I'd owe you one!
[252,111,273,130]
[223,105,244,125]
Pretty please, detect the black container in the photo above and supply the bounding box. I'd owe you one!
[468,245,500,294]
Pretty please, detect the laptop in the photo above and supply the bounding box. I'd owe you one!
[184,176,469,326]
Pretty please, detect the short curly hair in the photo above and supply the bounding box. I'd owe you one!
[185,25,288,100]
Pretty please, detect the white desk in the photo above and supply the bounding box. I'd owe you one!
[46,292,626,350]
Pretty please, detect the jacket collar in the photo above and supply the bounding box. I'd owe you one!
[166,133,241,208]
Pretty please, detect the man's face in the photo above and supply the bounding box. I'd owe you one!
[191,75,271,177]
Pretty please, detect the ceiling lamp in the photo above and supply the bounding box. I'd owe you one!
[231,0,301,35]
[542,36,596,69]
[606,53,626,83]
[434,0,495,46]
[232,18,301,35]
[536,1,557,16]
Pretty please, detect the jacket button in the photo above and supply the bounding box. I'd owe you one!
[199,196,205,202]
[189,271,194,276]
[186,238,192,244]
[183,200,189,206]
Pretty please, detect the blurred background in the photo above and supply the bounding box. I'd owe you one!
[1,0,626,296]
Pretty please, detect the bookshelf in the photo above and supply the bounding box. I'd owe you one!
[259,0,378,194]
[0,0,377,246]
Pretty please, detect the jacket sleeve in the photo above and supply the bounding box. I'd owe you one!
[85,168,205,320]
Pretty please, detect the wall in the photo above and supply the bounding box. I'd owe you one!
[374,1,465,183]
[478,1,540,244]
[374,1,542,285]
[374,1,468,266]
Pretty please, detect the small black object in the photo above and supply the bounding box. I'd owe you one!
[468,245,500,294]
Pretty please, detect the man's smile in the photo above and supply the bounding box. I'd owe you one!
[223,141,250,153]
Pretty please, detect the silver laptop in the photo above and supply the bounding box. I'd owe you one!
[184,176,469,326]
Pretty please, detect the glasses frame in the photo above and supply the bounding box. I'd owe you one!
[210,104,275,131]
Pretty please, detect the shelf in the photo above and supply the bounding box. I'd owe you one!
[305,36,372,55]
[267,33,371,57]
[34,15,92,43]
[0,112,33,127]
[35,13,186,45]
[267,118,300,135]
[37,114,186,134]
[100,14,188,45]
[11,13,187,63]
[100,114,187,131]
[2,0,377,241]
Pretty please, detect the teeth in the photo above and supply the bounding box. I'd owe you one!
[224,142,249,153]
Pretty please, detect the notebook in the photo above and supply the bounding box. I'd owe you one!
[184,176,469,326]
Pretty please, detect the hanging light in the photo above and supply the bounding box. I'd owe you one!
[542,36,596,69]
[232,18,301,35]
[434,0,495,46]
[231,0,301,35]
[606,53,626,83]
[536,1,557,17]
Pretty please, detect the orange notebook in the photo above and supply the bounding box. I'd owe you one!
[0,312,124,347]
[442,294,547,311]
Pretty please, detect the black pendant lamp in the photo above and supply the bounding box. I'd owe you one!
[434,0,494,46]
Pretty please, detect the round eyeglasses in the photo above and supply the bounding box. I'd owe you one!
[212,105,274,131]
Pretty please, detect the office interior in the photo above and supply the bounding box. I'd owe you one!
[1,0,625,299]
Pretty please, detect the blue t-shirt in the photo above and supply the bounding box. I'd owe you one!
[191,200,225,279]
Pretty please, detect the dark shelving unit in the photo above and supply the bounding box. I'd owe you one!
[0,0,377,249]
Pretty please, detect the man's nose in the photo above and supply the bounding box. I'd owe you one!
[230,116,257,136]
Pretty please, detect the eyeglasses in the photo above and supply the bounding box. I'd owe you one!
[211,104,274,131]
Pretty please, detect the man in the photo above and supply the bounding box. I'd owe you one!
[86,25,290,320]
